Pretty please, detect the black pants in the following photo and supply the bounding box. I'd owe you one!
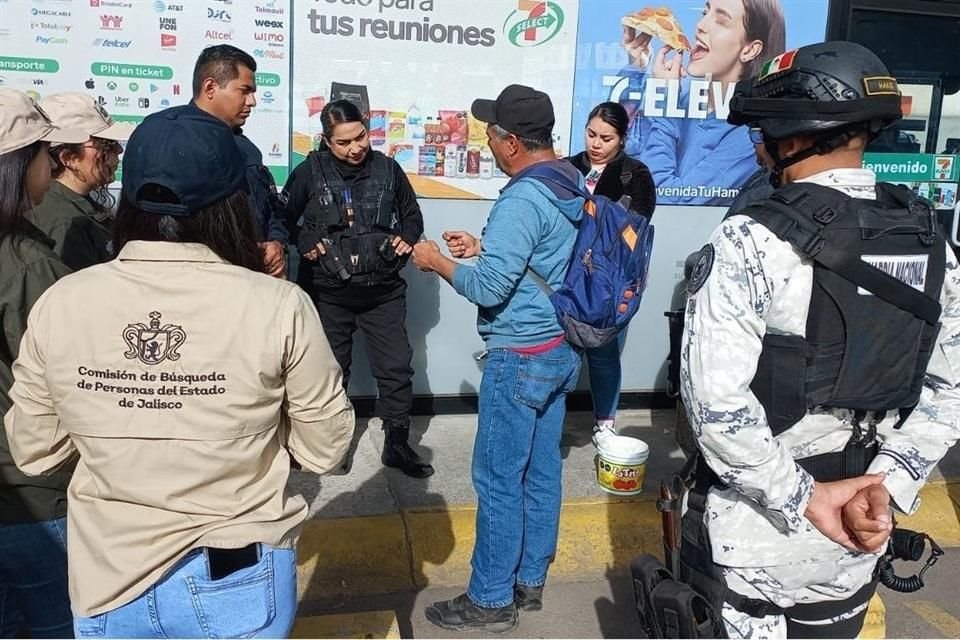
[311,293,414,420]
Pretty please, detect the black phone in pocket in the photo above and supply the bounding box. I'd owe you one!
[206,544,260,581]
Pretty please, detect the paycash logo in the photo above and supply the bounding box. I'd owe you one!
[503,0,564,47]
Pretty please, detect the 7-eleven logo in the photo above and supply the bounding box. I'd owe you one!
[504,0,565,48]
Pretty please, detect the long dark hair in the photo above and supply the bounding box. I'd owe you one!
[587,102,630,141]
[0,141,45,245]
[317,100,367,151]
[50,137,118,211]
[742,0,786,81]
[112,188,264,272]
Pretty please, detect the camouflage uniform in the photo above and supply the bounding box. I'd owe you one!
[680,167,960,638]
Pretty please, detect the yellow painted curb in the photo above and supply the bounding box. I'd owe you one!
[898,480,960,547]
[297,496,660,599]
[292,611,400,639]
[296,481,959,605]
[297,514,412,601]
[861,594,886,639]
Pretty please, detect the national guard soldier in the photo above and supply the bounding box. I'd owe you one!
[679,41,960,638]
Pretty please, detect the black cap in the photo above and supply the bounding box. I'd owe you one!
[122,105,246,216]
[471,84,555,141]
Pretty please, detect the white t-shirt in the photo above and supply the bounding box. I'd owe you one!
[585,164,605,194]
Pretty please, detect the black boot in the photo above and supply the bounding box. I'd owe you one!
[381,418,434,479]
[514,583,543,611]
[425,593,518,633]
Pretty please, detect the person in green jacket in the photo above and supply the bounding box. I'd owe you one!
[27,93,134,270]
[0,89,85,637]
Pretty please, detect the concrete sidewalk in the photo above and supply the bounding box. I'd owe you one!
[289,408,960,637]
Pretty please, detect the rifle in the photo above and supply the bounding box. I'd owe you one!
[657,474,685,577]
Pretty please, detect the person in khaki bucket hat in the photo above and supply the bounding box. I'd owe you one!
[27,92,137,270]
[0,88,86,638]
[0,88,87,155]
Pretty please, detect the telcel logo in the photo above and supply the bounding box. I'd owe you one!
[92,38,132,48]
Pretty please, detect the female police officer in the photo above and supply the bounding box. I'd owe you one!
[281,100,432,478]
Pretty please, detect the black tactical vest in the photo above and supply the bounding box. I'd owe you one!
[742,182,945,435]
[299,150,401,285]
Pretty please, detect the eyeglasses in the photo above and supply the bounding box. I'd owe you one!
[748,127,765,145]
[83,139,124,154]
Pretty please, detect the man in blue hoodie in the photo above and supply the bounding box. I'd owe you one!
[412,85,584,633]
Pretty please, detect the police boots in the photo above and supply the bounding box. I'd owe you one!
[381,417,434,479]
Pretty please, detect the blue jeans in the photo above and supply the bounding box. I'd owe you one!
[467,341,581,608]
[0,517,72,638]
[73,545,297,639]
[585,329,628,422]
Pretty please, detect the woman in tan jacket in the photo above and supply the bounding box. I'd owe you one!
[6,104,354,638]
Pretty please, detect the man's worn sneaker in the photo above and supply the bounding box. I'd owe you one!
[514,584,543,611]
[424,593,518,633]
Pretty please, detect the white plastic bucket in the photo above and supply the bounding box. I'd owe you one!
[594,433,649,496]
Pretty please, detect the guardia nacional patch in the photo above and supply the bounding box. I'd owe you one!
[687,244,715,294]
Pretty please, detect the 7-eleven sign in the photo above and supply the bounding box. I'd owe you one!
[505,0,565,48]
[519,0,547,42]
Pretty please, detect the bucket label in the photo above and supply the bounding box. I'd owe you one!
[596,456,646,494]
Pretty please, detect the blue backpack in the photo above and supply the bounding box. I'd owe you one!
[521,164,655,350]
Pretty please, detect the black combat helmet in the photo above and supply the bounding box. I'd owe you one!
[729,41,902,139]
[727,41,902,179]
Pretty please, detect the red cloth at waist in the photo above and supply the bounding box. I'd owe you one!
[509,335,565,355]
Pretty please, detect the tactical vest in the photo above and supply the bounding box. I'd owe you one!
[639,182,947,639]
[742,181,945,436]
[299,150,401,286]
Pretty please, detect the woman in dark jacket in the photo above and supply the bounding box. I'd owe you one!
[567,101,656,434]
[0,88,86,638]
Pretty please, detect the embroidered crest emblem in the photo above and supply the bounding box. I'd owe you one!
[122,311,186,366]
[687,244,715,295]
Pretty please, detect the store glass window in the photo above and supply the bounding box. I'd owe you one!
[844,6,960,215]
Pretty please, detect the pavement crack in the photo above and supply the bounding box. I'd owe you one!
[385,472,419,591]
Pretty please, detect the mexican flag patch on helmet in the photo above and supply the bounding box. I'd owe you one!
[758,50,798,80]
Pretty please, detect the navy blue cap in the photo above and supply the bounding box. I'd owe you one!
[121,104,246,216]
